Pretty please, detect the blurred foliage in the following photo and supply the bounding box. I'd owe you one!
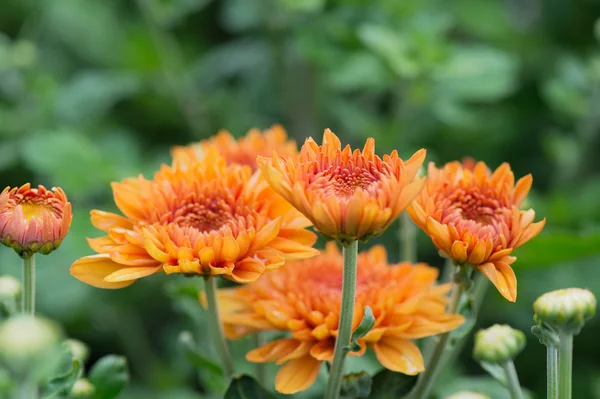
[2,0,600,397]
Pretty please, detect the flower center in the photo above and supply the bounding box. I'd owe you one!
[18,199,57,221]
[172,197,233,233]
[322,168,378,198]
[445,188,506,224]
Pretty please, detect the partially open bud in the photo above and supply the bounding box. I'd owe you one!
[473,324,526,364]
[446,392,491,399]
[0,315,63,375]
[533,288,596,334]
[70,378,95,398]
[65,339,90,364]
[0,275,20,301]
[0,184,72,258]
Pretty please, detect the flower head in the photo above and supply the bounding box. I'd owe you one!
[215,243,464,394]
[407,161,546,302]
[70,151,318,289]
[473,324,526,363]
[258,129,426,243]
[0,184,72,258]
[534,288,596,334]
[171,125,297,171]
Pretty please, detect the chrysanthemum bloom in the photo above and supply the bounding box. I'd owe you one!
[0,184,72,258]
[215,243,464,394]
[171,125,297,170]
[70,151,318,289]
[407,161,546,302]
[258,129,426,243]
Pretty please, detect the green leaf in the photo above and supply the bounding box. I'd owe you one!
[346,306,375,353]
[367,369,417,399]
[88,355,129,399]
[478,361,507,386]
[358,25,419,78]
[41,359,81,398]
[224,375,276,399]
[178,331,224,376]
[341,371,373,399]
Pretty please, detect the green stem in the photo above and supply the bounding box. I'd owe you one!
[503,360,524,399]
[22,255,35,315]
[253,333,267,387]
[411,270,467,399]
[324,240,358,399]
[547,345,558,399]
[399,212,417,263]
[203,277,234,377]
[558,332,573,399]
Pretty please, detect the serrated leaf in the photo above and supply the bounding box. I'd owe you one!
[346,306,375,353]
[368,369,417,399]
[178,331,224,376]
[88,355,128,399]
[224,375,276,399]
[41,359,81,398]
[341,371,372,399]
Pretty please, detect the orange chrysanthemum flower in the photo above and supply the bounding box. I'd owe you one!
[171,125,297,170]
[0,184,72,258]
[407,161,546,302]
[70,151,318,289]
[258,129,426,243]
[215,243,464,394]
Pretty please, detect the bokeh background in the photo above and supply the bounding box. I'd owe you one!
[2,0,600,397]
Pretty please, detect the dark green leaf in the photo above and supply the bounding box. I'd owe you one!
[41,359,81,398]
[346,306,375,353]
[178,331,224,376]
[368,369,418,399]
[88,355,128,399]
[224,375,276,399]
[341,371,372,399]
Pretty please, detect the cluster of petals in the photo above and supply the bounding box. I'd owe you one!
[171,125,297,171]
[258,129,426,243]
[0,184,72,258]
[70,150,318,288]
[215,242,464,394]
[407,161,546,302]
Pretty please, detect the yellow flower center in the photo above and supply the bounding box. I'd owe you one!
[19,201,55,221]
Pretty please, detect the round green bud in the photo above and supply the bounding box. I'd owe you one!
[473,324,526,364]
[65,339,90,363]
[533,288,596,334]
[70,378,95,398]
[445,392,491,399]
[0,276,20,300]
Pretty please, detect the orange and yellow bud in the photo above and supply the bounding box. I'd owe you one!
[0,184,72,258]
[408,161,546,302]
[215,243,464,394]
[70,150,318,289]
[258,129,426,243]
[171,125,297,171]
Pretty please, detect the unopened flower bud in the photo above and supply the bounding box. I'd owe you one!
[70,378,95,398]
[473,324,526,364]
[446,392,491,399]
[0,315,62,373]
[65,339,90,363]
[533,288,596,334]
[0,275,20,300]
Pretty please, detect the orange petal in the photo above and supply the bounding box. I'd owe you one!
[246,339,300,363]
[513,174,532,207]
[513,218,546,248]
[466,239,488,265]
[309,340,334,361]
[70,255,135,289]
[230,257,266,283]
[450,241,468,264]
[478,261,517,302]
[104,264,163,282]
[90,210,133,232]
[275,355,322,394]
[426,217,452,254]
[372,337,424,375]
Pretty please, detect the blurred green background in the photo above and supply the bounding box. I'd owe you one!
[2,0,600,397]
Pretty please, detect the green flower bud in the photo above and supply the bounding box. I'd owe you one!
[0,276,20,300]
[473,324,526,364]
[445,392,491,399]
[70,378,96,398]
[533,288,596,334]
[0,315,63,375]
[65,339,90,364]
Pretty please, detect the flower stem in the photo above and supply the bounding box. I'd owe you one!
[558,331,573,399]
[547,345,558,399]
[324,240,358,399]
[253,333,267,387]
[399,212,416,263]
[503,360,524,399]
[22,255,35,315]
[203,277,234,377]
[411,268,467,399]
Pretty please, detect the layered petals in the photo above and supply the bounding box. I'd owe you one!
[407,160,546,302]
[258,129,426,243]
[215,242,464,394]
[70,150,318,288]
